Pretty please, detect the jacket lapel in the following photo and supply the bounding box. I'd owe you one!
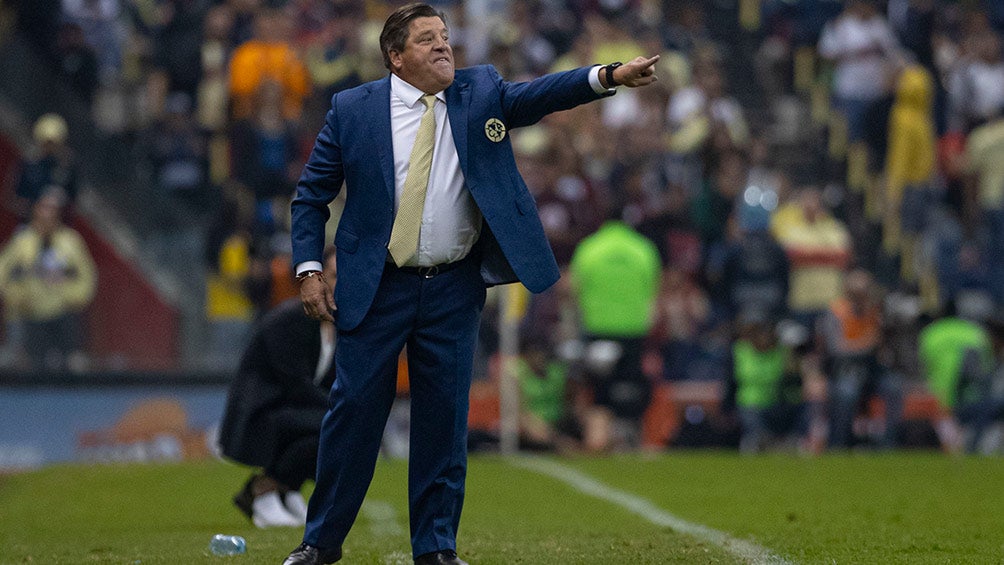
[446,78,470,176]
[369,76,396,202]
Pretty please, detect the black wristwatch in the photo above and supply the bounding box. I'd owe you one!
[604,62,623,87]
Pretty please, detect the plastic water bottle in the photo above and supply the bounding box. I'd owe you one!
[209,534,246,556]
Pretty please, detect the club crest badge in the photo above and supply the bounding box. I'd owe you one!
[485,118,506,142]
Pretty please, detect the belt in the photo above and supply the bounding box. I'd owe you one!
[389,260,464,278]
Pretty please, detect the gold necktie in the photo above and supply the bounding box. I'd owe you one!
[388,94,437,267]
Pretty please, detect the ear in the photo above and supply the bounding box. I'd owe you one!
[389,49,403,72]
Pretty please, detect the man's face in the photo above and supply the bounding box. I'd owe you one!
[32,195,63,235]
[390,16,454,94]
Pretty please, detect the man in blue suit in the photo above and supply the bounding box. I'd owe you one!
[285,4,659,564]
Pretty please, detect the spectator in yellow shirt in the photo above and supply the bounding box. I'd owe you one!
[0,187,96,371]
[771,186,852,334]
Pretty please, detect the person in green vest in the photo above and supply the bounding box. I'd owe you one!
[918,302,1004,453]
[569,207,662,451]
[723,310,808,453]
[513,337,579,451]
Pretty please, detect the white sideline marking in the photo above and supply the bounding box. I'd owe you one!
[361,499,404,537]
[381,551,412,565]
[511,457,793,565]
[362,500,411,564]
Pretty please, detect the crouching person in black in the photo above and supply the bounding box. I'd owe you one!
[219,246,337,527]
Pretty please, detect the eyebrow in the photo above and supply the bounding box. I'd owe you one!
[415,25,448,37]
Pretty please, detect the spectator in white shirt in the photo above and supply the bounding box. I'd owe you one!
[818,0,905,142]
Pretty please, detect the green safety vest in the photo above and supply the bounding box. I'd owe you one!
[733,341,789,409]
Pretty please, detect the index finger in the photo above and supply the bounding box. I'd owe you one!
[641,54,660,67]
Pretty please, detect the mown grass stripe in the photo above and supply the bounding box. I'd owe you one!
[510,456,794,565]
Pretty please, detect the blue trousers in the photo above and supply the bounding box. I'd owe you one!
[303,255,485,557]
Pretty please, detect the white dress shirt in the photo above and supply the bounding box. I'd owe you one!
[389,73,480,267]
[296,66,611,275]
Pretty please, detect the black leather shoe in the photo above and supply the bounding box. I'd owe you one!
[414,549,468,565]
[282,542,342,565]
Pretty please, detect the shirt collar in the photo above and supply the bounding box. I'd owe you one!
[390,73,446,108]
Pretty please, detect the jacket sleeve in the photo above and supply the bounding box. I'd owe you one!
[492,66,606,129]
[291,99,345,267]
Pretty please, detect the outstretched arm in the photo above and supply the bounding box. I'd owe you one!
[496,55,660,129]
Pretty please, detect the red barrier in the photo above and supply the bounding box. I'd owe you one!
[71,218,179,370]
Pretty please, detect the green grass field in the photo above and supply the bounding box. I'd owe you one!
[1,453,1001,564]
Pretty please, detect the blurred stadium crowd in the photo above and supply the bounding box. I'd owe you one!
[2,0,1004,454]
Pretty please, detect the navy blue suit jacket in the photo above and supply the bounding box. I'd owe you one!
[291,65,608,331]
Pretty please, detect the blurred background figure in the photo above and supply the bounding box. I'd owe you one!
[723,310,810,453]
[244,230,299,316]
[53,21,100,103]
[665,48,749,194]
[708,208,790,324]
[194,3,236,135]
[218,246,336,528]
[918,297,1004,454]
[139,92,208,213]
[960,101,1004,305]
[817,0,903,148]
[772,186,852,337]
[513,336,580,452]
[228,80,300,240]
[883,65,936,285]
[14,113,79,222]
[300,2,365,104]
[0,186,96,372]
[817,268,902,449]
[649,265,710,382]
[145,0,216,116]
[228,7,310,122]
[946,26,1004,135]
[60,0,125,80]
[570,207,661,451]
[203,183,256,372]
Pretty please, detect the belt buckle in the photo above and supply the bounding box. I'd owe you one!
[419,265,439,279]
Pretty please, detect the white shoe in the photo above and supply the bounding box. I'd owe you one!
[283,490,309,523]
[251,491,301,528]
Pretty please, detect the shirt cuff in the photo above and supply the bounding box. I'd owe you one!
[295,261,323,276]
[589,65,616,94]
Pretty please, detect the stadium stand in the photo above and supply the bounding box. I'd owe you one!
[2,0,1002,453]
